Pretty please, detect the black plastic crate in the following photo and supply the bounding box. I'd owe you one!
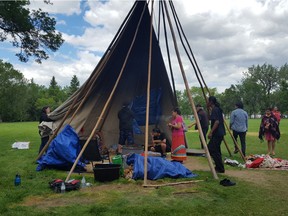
[93,164,121,182]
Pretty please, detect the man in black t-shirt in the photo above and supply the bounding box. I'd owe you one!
[207,96,226,173]
[150,128,170,158]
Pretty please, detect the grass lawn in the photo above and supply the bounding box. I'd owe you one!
[0,120,287,216]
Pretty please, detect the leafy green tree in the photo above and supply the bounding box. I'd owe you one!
[237,78,263,117]
[47,76,65,108]
[279,63,288,81]
[35,97,56,114]
[0,0,64,63]
[244,64,279,108]
[276,64,288,114]
[218,85,241,115]
[176,87,217,116]
[274,80,288,115]
[0,60,29,121]
[26,79,46,121]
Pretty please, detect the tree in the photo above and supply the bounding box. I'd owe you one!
[68,75,80,96]
[176,87,217,116]
[237,78,263,117]
[0,0,64,63]
[243,64,279,109]
[0,60,29,121]
[218,85,241,115]
[26,79,46,121]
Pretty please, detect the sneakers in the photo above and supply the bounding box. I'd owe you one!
[233,149,239,154]
[220,178,236,187]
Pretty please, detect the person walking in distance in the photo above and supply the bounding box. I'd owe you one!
[230,101,248,156]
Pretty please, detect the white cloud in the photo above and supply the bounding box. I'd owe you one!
[29,0,82,15]
[3,0,288,94]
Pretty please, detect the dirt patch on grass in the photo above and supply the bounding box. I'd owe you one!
[183,154,281,186]
[20,154,284,209]
[20,184,145,209]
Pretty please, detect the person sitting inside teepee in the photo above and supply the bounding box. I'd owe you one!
[149,128,170,158]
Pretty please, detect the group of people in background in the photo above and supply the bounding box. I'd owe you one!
[38,97,281,174]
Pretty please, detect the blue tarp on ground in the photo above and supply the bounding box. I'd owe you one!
[126,153,198,180]
[36,124,86,171]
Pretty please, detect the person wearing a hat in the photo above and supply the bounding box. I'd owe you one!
[230,101,248,156]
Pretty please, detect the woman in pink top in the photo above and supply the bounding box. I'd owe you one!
[168,107,187,162]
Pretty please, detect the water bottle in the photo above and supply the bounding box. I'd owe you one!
[14,173,21,186]
[60,182,66,193]
[81,176,86,188]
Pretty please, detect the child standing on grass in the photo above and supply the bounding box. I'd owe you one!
[258,108,280,156]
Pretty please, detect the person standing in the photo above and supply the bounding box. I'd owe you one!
[258,108,280,156]
[118,102,135,153]
[188,104,209,149]
[168,107,187,163]
[230,101,248,156]
[272,106,281,124]
[271,106,281,156]
[207,96,226,173]
[38,106,53,153]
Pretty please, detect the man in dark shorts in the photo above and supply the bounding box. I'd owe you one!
[118,102,135,153]
[150,128,170,158]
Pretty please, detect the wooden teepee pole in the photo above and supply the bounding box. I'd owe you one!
[163,1,218,179]
[143,0,154,187]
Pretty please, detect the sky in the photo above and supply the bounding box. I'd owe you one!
[1,0,288,93]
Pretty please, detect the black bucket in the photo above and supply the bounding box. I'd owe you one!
[93,164,121,182]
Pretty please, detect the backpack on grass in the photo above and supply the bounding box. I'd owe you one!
[49,179,80,193]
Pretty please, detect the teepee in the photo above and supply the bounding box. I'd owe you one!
[37,0,219,182]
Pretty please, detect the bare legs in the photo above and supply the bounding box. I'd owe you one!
[267,140,276,156]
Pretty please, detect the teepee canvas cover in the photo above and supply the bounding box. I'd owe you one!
[49,1,176,147]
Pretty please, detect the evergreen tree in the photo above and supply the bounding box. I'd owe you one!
[69,75,80,96]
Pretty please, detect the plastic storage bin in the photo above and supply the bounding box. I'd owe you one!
[93,164,121,182]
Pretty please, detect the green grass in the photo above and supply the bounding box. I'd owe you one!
[0,120,288,216]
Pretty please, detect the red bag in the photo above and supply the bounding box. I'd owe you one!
[49,179,80,193]
[247,157,264,168]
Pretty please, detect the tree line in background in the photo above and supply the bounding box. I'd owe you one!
[0,60,79,122]
[1,60,288,122]
[177,63,288,117]
[1,1,287,122]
